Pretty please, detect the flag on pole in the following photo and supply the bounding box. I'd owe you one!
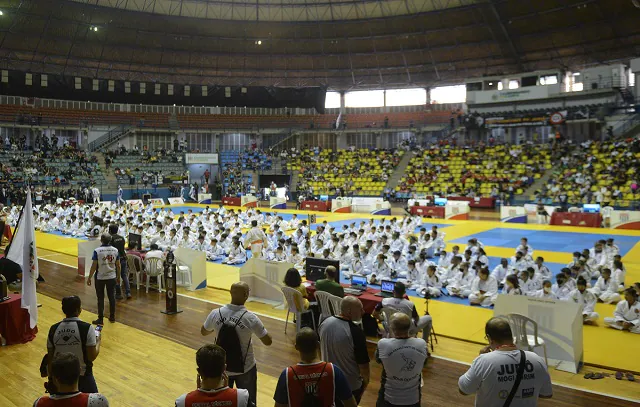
[335,112,342,129]
[7,189,39,329]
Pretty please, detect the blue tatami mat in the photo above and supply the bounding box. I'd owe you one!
[452,228,640,256]
[311,218,450,231]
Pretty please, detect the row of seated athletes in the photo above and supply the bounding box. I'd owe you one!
[28,206,311,238]
[154,219,439,268]
[25,198,427,242]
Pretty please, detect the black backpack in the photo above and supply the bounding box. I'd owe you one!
[289,362,328,407]
[215,309,250,373]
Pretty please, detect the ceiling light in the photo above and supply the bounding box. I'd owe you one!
[91,26,98,32]
[255,40,262,45]
[0,10,4,15]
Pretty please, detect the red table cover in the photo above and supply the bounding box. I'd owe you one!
[0,294,38,345]
[306,284,385,314]
[409,206,445,218]
[550,212,602,228]
[301,201,328,212]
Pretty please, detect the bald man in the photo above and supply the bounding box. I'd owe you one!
[201,282,273,406]
[459,317,552,406]
[375,313,428,407]
[318,296,370,404]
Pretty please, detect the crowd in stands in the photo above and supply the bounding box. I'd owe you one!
[535,136,640,207]
[0,137,104,204]
[391,142,550,202]
[291,147,402,196]
[220,149,274,195]
[102,141,189,188]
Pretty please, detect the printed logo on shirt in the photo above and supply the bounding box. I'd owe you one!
[55,329,81,346]
[521,388,535,398]
[400,353,417,372]
[496,361,535,382]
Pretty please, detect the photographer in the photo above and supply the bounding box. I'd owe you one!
[46,296,101,393]
[36,353,108,406]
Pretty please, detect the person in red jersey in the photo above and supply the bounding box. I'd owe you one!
[34,353,109,407]
[176,344,252,407]
[273,328,356,407]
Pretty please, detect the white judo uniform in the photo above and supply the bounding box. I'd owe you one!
[469,276,499,306]
[604,300,640,334]
[569,288,599,323]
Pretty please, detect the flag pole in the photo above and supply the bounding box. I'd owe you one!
[6,194,27,251]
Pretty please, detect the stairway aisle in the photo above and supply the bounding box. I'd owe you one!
[516,168,555,201]
[384,150,413,190]
[93,152,118,192]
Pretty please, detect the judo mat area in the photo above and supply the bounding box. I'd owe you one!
[33,204,640,373]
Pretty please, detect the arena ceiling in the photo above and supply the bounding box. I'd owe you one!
[0,0,638,89]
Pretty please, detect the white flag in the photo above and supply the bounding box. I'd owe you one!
[7,189,39,329]
[335,112,342,129]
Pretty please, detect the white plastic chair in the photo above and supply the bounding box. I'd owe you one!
[507,313,548,366]
[281,286,317,333]
[144,257,164,293]
[126,254,143,290]
[314,291,343,323]
[176,259,192,287]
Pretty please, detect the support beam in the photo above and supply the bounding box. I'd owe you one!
[487,0,524,71]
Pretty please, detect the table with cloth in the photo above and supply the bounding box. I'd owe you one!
[305,283,404,314]
[550,212,602,228]
[0,294,38,345]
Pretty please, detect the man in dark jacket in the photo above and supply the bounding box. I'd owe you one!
[109,224,131,300]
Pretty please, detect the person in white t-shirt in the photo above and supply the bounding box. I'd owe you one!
[87,234,121,325]
[375,313,428,407]
[200,281,273,406]
[459,317,553,407]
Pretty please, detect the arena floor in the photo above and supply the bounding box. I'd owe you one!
[6,204,640,405]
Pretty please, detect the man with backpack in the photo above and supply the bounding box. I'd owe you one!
[201,281,273,406]
[273,328,357,407]
[46,296,100,393]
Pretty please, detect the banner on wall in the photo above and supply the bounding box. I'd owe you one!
[500,206,527,223]
[485,115,549,128]
[168,197,184,205]
[608,210,640,229]
[185,153,219,165]
[474,86,550,104]
[150,198,165,206]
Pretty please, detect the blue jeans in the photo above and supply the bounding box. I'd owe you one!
[115,258,131,297]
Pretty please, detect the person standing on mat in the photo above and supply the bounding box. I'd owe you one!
[244,220,267,259]
[458,317,553,406]
[87,233,121,325]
